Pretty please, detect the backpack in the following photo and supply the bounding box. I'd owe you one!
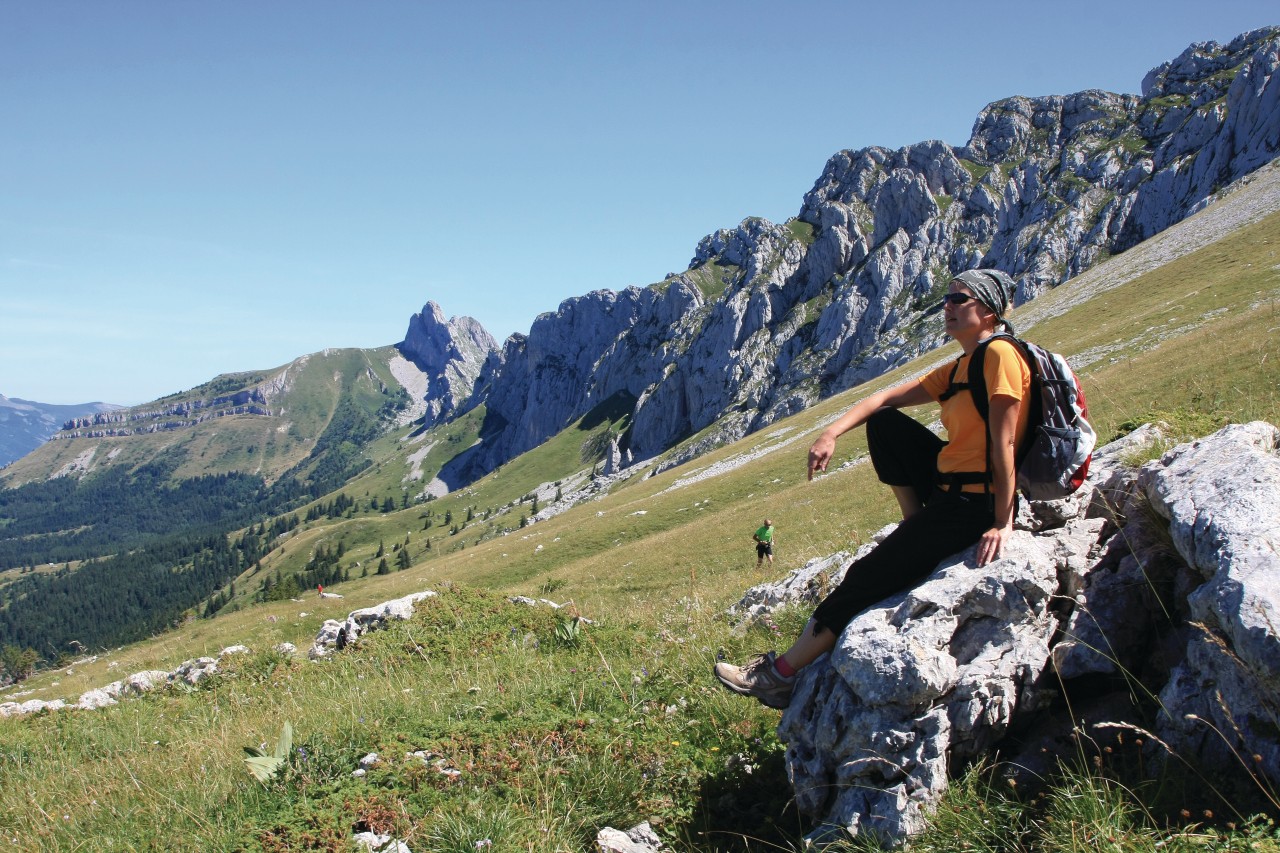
[946,332,1097,501]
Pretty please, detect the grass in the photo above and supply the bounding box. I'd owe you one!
[4,196,1280,848]
[786,219,817,246]
[683,260,743,302]
[0,589,798,851]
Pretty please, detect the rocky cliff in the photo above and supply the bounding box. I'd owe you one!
[397,302,497,429]
[446,28,1280,483]
[727,421,1280,845]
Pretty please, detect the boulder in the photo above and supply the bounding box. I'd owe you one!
[75,688,118,710]
[776,523,1088,841]
[747,422,1280,845]
[1140,422,1280,775]
[596,821,664,853]
[173,657,219,686]
[120,670,171,696]
[310,591,438,658]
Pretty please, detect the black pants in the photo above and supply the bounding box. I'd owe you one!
[810,408,996,635]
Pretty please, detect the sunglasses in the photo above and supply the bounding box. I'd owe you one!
[939,292,977,306]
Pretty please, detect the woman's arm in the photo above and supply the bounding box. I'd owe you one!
[975,392,1020,566]
[807,380,934,480]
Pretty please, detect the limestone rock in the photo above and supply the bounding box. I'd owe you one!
[310,591,439,658]
[1139,422,1280,774]
[596,821,664,853]
[398,301,498,429]
[777,531,1066,842]
[0,698,66,717]
[727,550,854,627]
[761,422,1280,845]
[121,670,171,695]
[173,657,219,686]
[352,831,411,853]
[75,688,118,710]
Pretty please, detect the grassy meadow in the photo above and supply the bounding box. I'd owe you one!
[2,201,1280,850]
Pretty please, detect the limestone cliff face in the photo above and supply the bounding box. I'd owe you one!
[397,302,497,429]
[454,28,1280,482]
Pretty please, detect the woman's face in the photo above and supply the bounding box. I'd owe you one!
[943,282,995,339]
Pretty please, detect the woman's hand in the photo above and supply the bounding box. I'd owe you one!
[808,434,836,480]
[976,524,1012,566]
[806,381,931,482]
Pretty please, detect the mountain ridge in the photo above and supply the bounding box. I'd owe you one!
[5,28,1277,497]
[0,394,122,468]
[436,26,1280,487]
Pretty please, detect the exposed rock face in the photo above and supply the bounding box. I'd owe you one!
[453,28,1280,485]
[1140,423,1280,774]
[730,422,1280,845]
[398,302,498,429]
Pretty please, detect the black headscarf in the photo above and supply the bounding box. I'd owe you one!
[952,269,1016,335]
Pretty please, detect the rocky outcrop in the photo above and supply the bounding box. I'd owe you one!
[596,822,665,853]
[397,302,497,429]
[729,422,1280,845]
[53,386,276,440]
[0,644,262,718]
[61,389,269,431]
[445,29,1280,487]
[0,590,567,722]
[309,591,439,659]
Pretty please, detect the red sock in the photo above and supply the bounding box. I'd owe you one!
[773,656,796,678]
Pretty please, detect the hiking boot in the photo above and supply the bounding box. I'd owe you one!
[714,651,795,709]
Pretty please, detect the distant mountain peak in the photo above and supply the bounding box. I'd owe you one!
[0,395,123,467]
[397,301,498,429]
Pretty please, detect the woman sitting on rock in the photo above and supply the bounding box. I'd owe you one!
[715,269,1031,709]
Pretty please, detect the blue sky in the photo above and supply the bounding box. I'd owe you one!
[2,1,1275,405]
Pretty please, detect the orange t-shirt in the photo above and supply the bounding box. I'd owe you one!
[918,337,1031,490]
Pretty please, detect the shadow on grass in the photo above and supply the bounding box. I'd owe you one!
[676,746,808,852]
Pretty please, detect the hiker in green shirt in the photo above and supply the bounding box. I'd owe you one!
[753,519,775,569]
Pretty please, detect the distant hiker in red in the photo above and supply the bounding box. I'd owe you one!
[715,269,1031,710]
[318,585,324,596]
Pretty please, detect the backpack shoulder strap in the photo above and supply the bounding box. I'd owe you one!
[937,359,966,402]
[964,333,1015,422]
